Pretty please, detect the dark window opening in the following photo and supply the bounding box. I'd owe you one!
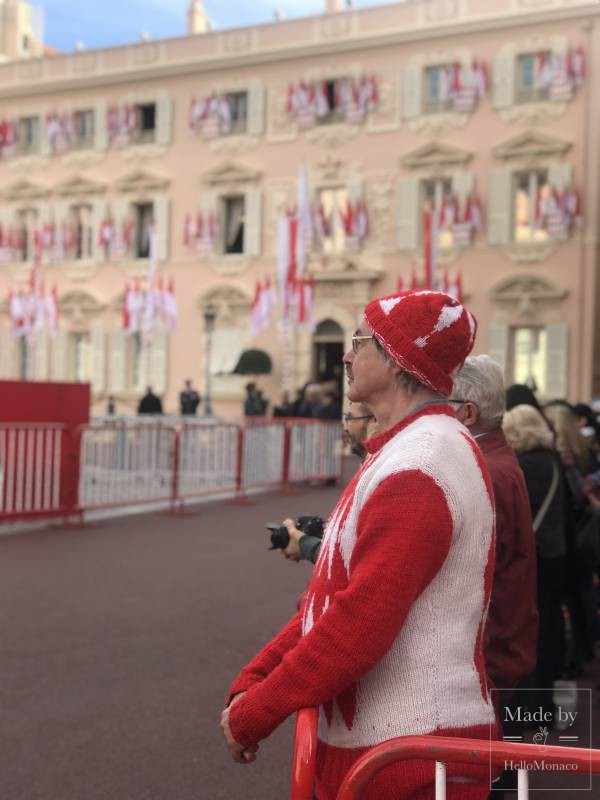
[138,103,156,139]
[225,92,248,135]
[223,196,245,254]
[135,202,154,258]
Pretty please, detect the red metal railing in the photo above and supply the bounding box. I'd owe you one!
[292,707,600,799]
[0,419,342,524]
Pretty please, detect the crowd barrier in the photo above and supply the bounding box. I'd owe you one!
[291,708,600,800]
[0,418,343,524]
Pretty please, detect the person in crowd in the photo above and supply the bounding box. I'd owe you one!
[317,391,342,420]
[506,383,545,413]
[179,379,201,416]
[503,404,567,722]
[256,390,269,416]
[294,383,322,418]
[137,386,163,415]
[544,403,598,672]
[451,356,538,799]
[221,290,497,800]
[243,383,264,417]
[272,391,293,418]
[281,402,376,564]
[106,395,116,415]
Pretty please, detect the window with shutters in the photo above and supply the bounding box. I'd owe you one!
[509,327,548,394]
[422,179,455,248]
[317,188,348,253]
[127,331,144,392]
[68,203,94,260]
[15,208,38,262]
[513,170,550,243]
[18,115,40,155]
[516,53,551,104]
[423,66,455,114]
[70,332,92,382]
[134,202,154,259]
[222,195,245,255]
[318,80,345,125]
[73,109,95,149]
[135,103,156,144]
[225,92,248,135]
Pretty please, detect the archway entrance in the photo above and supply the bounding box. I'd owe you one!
[313,319,345,398]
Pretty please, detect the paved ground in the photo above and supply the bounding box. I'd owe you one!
[1,459,599,800]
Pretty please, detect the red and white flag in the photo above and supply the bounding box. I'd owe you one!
[164,278,178,335]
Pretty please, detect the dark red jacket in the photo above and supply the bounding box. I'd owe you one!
[478,428,538,694]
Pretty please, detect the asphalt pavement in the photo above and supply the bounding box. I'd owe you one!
[1,458,599,800]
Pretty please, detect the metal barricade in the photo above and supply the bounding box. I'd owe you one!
[287,421,342,483]
[176,423,239,501]
[0,423,66,520]
[242,422,286,490]
[79,423,175,510]
[291,708,600,800]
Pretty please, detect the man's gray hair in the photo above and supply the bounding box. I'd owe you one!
[373,337,426,396]
[452,354,506,430]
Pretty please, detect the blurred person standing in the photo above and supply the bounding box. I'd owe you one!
[179,379,201,416]
[503,404,567,721]
[138,386,162,415]
[243,383,263,417]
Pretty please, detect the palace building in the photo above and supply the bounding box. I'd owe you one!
[0,0,599,415]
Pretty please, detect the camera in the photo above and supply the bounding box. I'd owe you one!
[265,515,325,550]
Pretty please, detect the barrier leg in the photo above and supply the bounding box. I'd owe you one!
[278,424,300,496]
[225,427,256,506]
[167,427,196,517]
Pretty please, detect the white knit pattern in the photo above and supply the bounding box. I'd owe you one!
[311,413,495,748]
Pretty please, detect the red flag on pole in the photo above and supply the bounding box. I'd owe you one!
[410,269,418,290]
[422,206,435,290]
[396,275,404,294]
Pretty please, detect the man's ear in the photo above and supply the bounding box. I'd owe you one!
[463,401,481,428]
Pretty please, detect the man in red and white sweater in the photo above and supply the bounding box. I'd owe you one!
[221,291,498,799]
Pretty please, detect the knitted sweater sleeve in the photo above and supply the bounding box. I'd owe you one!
[226,612,303,704]
[228,470,453,748]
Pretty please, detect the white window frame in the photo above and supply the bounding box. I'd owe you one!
[18,115,40,155]
[508,326,548,394]
[318,186,348,254]
[423,65,455,115]
[221,194,246,255]
[513,169,550,244]
[516,51,551,105]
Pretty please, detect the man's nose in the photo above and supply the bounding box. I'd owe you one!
[342,349,354,364]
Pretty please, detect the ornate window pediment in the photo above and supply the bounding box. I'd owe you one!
[55,174,106,199]
[202,160,262,188]
[58,290,106,325]
[490,274,567,318]
[493,131,571,162]
[2,178,50,202]
[115,168,170,193]
[197,285,252,322]
[401,141,473,171]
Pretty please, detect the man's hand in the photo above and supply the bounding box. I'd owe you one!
[282,518,304,562]
[220,692,259,764]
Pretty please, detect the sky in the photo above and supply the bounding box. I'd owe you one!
[37,0,397,53]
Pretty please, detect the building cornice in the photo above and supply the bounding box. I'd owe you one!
[0,1,598,100]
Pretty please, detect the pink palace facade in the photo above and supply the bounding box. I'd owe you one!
[0,0,599,416]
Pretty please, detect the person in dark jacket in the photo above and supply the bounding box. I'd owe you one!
[138,386,163,415]
[503,403,567,722]
[243,383,263,417]
[179,379,201,415]
[317,392,342,420]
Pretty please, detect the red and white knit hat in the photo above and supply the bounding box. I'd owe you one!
[364,290,477,396]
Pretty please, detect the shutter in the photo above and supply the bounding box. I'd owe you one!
[156,93,173,146]
[488,323,509,378]
[397,177,419,251]
[147,327,167,395]
[94,99,108,151]
[243,189,262,257]
[109,330,126,393]
[40,109,51,156]
[0,330,18,378]
[402,63,422,120]
[153,195,170,262]
[493,51,516,109]
[91,324,106,394]
[548,163,573,193]
[347,176,364,203]
[50,329,69,380]
[545,323,568,399]
[91,198,107,262]
[451,172,475,207]
[488,168,513,246]
[29,331,49,380]
[247,82,265,136]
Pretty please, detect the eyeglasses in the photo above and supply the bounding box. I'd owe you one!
[449,399,479,408]
[343,413,375,422]
[351,335,375,354]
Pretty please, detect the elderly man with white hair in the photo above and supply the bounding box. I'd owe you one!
[451,355,538,799]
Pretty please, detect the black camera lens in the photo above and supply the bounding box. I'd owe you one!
[266,524,290,550]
